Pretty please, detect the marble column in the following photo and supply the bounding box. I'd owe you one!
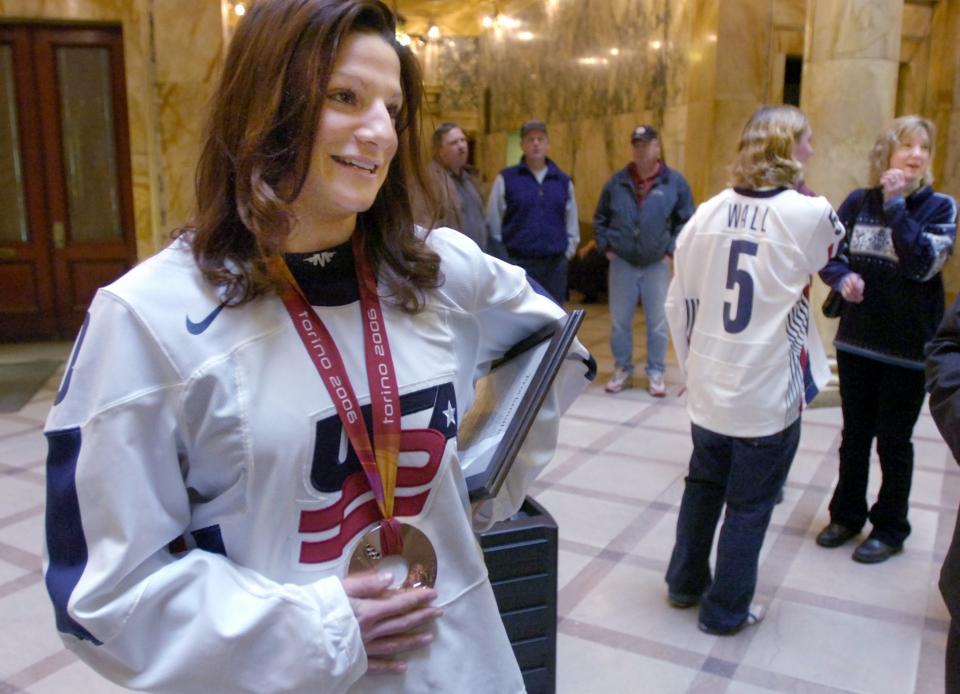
[150,0,224,236]
[800,0,903,364]
[927,0,960,299]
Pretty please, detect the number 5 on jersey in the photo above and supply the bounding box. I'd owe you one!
[723,240,758,334]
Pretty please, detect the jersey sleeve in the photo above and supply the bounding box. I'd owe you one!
[428,228,593,527]
[801,198,846,274]
[43,291,365,693]
[819,189,862,289]
[664,218,697,378]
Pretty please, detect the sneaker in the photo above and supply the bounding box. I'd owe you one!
[648,372,666,397]
[698,603,766,636]
[605,368,632,393]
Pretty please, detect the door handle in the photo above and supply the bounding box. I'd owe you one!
[53,221,65,249]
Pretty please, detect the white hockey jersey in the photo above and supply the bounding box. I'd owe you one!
[665,187,843,437]
[43,227,591,693]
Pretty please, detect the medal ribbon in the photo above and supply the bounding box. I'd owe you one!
[273,235,403,555]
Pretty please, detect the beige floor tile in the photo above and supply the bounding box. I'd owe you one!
[533,488,640,550]
[783,448,828,486]
[781,533,935,616]
[0,511,45,557]
[0,583,66,680]
[640,406,695,434]
[557,548,595,591]
[557,452,684,502]
[631,511,682,563]
[556,634,698,694]
[801,407,845,427]
[26,657,134,693]
[565,391,650,423]
[566,561,722,657]
[0,557,30,585]
[601,426,693,464]
[0,476,47,518]
[724,681,789,694]
[798,424,840,454]
[740,599,921,694]
[0,418,36,438]
[0,428,49,467]
[556,417,623,450]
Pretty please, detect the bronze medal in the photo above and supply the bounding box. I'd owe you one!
[348,523,437,589]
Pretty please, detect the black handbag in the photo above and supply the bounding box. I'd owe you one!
[821,288,844,318]
[820,191,870,319]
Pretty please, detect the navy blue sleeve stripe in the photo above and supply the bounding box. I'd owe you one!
[191,525,227,556]
[44,428,102,644]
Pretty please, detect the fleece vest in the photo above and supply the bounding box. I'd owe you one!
[501,159,570,257]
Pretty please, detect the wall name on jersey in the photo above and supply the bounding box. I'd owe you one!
[727,202,770,233]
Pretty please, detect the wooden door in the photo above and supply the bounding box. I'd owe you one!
[0,24,136,340]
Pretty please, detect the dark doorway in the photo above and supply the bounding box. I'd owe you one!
[783,55,803,107]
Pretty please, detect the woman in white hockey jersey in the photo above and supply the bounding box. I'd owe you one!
[42,1,590,692]
[664,105,843,635]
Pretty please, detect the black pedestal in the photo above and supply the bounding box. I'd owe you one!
[479,497,558,694]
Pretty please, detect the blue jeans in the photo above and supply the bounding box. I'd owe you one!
[608,254,669,376]
[510,254,568,306]
[665,419,800,631]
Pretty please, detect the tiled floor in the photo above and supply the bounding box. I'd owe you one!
[0,301,955,693]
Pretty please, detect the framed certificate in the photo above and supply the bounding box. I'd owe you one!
[459,309,587,501]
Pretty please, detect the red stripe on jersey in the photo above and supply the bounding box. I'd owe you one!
[297,428,447,564]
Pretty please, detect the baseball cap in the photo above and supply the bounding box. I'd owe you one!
[520,120,548,138]
[631,125,659,143]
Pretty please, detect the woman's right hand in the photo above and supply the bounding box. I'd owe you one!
[839,272,865,303]
[879,167,910,200]
[341,572,442,674]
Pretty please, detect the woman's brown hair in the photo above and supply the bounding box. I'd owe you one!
[178,0,441,310]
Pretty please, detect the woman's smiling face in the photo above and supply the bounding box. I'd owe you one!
[293,31,402,232]
[888,128,931,185]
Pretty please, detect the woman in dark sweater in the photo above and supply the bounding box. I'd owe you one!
[816,115,957,563]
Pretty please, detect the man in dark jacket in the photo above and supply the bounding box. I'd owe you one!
[486,120,579,305]
[925,293,960,693]
[594,125,695,396]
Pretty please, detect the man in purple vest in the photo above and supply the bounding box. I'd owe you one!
[486,120,580,304]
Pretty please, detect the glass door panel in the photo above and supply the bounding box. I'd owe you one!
[55,45,121,243]
[0,44,28,243]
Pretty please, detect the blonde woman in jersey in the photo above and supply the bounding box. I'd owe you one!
[664,105,843,635]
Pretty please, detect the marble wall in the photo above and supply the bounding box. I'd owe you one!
[471,0,960,297]
[0,0,223,258]
[475,0,696,238]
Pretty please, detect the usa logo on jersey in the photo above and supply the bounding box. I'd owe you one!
[297,382,458,564]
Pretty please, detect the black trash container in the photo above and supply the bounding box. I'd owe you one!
[479,497,558,694]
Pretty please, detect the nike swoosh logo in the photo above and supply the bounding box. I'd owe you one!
[185,303,226,335]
